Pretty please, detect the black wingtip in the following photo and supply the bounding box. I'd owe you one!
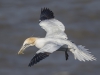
[39,7,54,21]
[28,53,50,67]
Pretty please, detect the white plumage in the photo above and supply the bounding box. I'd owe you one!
[39,19,67,39]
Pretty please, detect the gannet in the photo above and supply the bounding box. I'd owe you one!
[18,8,96,67]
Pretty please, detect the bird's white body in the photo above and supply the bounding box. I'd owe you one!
[35,38,46,48]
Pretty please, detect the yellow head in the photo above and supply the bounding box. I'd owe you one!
[18,37,37,54]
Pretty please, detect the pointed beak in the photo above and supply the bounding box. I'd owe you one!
[18,45,29,54]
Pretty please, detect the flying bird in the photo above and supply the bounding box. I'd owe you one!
[18,8,96,67]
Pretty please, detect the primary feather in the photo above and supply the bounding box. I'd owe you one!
[40,8,54,21]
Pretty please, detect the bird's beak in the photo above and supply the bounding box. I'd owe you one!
[18,45,29,54]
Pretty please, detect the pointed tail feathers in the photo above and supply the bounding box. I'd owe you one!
[70,45,96,61]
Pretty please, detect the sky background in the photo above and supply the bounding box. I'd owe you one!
[0,0,100,75]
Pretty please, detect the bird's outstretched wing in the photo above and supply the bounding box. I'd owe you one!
[39,8,66,36]
[39,19,67,38]
[28,43,62,67]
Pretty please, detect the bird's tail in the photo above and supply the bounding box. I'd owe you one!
[70,44,96,61]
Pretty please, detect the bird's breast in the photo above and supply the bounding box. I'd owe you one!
[35,38,46,48]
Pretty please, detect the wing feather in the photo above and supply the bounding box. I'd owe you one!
[39,19,67,39]
[28,52,49,67]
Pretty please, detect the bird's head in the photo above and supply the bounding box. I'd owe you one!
[18,37,37,54]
